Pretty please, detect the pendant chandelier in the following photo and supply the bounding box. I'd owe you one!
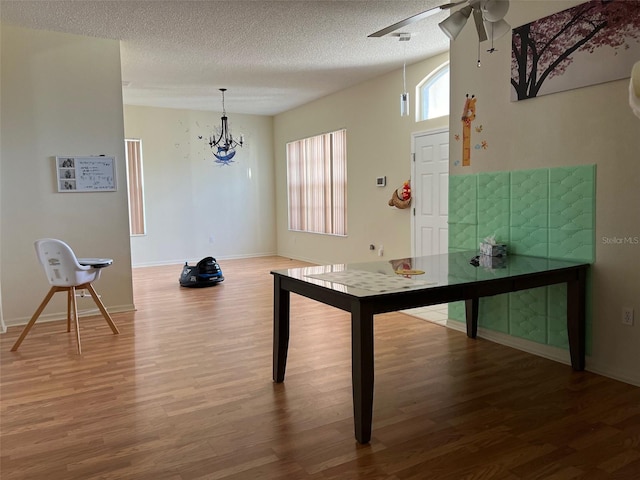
[206,88,243,164]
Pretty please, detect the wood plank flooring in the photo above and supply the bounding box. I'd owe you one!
[1,256,639,479]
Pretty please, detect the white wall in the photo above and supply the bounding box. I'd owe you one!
[123,105,276,266]
[1,25,134,326]
[274,53,450,265]
[449,0,640,385]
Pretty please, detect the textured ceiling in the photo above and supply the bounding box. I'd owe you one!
[1,0,451,115]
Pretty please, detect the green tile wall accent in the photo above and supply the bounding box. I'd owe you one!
[549,229,595,262]
[549,165,596,261]
[449,174,478,250]
[448,165,595,353]
[448,175,477,224]
[477,172,510,245]
[449,223,478,250]
[547,276,594,352]
[509,288,547,344]
[547,284,569,349]
[510,227,549,257]
[549,166,595,230]
[510,168,549,256]
[510,169,549,229]
[447,297,509,332]
[479,295,509,333]
[448,301,465,322]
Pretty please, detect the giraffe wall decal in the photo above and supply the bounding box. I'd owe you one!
[461,94,477,167]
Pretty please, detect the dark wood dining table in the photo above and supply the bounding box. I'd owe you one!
[271,251,589,444]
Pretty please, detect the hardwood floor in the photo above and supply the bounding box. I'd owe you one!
[2,256,639,479]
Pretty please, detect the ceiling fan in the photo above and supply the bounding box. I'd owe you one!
[369,0,511,44]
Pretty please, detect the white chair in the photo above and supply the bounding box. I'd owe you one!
[11,238,120,354]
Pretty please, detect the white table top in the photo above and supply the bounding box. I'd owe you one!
[77,258,113,268]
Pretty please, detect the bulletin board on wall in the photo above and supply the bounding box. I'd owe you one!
[55,156,117,192]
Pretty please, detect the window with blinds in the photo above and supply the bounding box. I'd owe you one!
[286,129,347,236]
[125,139,146,236]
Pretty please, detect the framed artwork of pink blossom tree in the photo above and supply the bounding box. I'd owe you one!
[511,0,640,101]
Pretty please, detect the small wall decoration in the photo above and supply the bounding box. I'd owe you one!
[388,180,411,209]
[454,94,489,167]
[461,94,477,167]
[511,0,640,101]
[55,156,116,192]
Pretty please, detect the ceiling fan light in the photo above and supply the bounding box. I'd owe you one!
[438,5,473,41]
[481,0,509,22]
[484,19,511,41]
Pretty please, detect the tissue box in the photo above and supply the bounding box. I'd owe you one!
[479,242,507,257]
[479,255,507,269]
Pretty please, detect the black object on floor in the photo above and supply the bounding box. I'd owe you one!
[179,257,224,287]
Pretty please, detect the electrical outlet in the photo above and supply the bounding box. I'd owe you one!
[622,307,634,326]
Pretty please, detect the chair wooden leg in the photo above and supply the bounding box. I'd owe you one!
[12,283,117,354]
[67,289,72,332]
[86,283,120,334]
[11,287,60,351]
[70,286,82,354]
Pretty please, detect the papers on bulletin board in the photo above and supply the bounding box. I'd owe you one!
[56,156,116,192]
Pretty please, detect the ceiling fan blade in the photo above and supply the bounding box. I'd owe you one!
[472,7,488,42]
[368,1,467,38]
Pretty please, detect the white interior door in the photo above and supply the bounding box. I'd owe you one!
[412,130,449,257]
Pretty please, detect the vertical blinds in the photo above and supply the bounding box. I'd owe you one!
[125,139,145,236]
[286,129,347,236]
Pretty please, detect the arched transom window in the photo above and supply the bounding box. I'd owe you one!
[417,62,450,121]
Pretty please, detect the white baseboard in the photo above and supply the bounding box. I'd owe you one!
[132,251,278,268]
[584,359,640,387]
[2,303,135,329]
[273,252,321,265]
[445,320,640,387]
[445,319,571,365]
